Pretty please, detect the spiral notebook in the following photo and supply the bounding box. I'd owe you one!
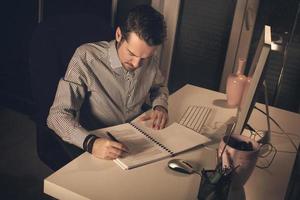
[92,121,211,170]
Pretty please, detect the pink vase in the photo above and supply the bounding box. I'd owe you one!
[226,58,247,107]
[239,76,252,108]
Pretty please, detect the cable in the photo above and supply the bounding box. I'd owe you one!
[245,123,278,168]
[256,142,277,169]
[262,81,271,144]
[254,106,298,151]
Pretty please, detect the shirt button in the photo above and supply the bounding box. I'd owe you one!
[128,94,131,97]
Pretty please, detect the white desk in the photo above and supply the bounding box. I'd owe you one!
[44,84,300,200]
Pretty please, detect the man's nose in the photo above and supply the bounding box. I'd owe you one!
[131,57,141,68]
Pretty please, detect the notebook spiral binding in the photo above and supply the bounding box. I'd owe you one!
[129,122,174,156]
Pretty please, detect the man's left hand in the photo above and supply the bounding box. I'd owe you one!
[140,106,168,130]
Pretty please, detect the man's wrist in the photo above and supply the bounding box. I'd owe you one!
[153,105,168,113]
[83,134,99,153]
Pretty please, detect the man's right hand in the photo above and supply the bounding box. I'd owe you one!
[91,138,128,160]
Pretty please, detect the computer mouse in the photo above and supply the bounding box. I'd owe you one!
[168,159,194,174]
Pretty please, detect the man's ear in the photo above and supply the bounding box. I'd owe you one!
[115,27,122,42]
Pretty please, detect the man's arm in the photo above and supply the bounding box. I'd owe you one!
[145,65,169,129]
[47,78,89,148]
[47,47,91,148]
[47,46,126,160]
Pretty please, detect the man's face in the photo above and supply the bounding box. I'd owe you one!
[115,27,157,71]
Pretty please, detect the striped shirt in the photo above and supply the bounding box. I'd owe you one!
[47,40,168,149]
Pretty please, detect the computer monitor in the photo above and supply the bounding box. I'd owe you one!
[233,25,272,135]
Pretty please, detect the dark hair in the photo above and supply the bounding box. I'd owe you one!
[119,5,167,46]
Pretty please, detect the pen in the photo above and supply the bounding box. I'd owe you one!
[106,131,119,142]
[106,131,129,153]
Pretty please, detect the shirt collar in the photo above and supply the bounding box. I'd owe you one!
[108,40,123,74]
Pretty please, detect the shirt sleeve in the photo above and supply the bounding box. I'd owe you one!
[149,59,169,111]
[47,47,91,149]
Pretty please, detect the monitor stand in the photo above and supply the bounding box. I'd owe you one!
[256,80,271,144]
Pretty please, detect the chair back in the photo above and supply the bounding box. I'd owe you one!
[29,14,113,170]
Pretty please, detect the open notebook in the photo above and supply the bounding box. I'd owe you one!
[91,121,211,170]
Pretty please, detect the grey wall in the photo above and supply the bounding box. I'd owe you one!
[168,0,236,93]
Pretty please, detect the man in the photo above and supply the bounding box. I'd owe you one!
[47,5,169,160]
